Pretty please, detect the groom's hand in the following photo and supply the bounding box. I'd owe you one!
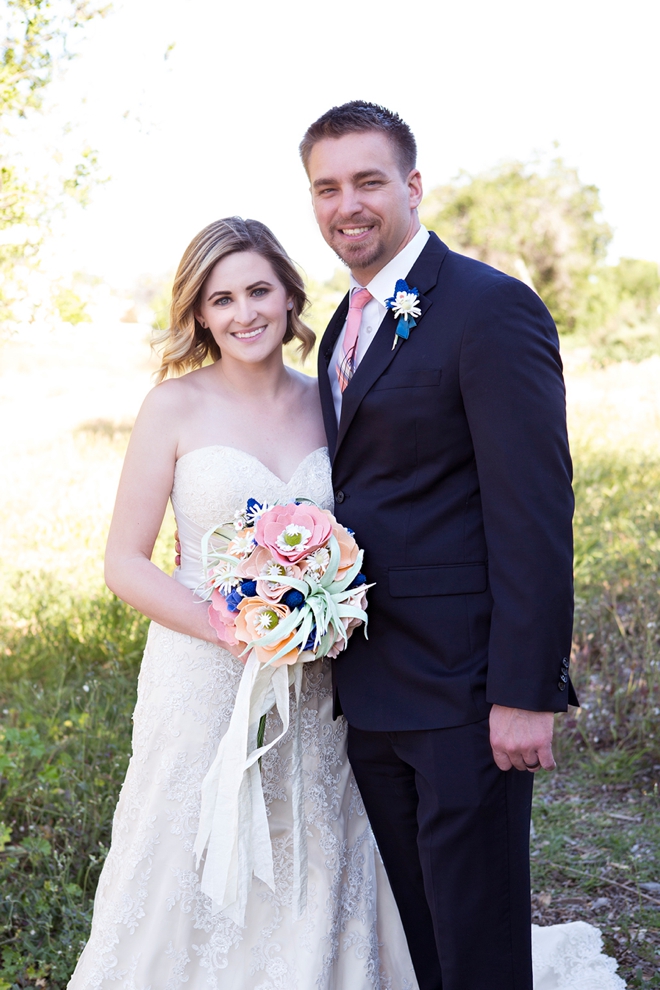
[489,705,556,772]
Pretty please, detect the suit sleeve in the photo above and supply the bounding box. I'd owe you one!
[459,277,575,712]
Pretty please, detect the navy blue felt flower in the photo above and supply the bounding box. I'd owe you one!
[240,580,257,598]
[304,626,317,651]
[281,589,305,610]
[348,573,367,590]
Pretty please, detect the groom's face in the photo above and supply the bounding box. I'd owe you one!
[308,130,423,283]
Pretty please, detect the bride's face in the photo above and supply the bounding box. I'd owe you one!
[196,251,292,365]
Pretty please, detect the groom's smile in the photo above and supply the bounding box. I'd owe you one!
[307,130,423,284]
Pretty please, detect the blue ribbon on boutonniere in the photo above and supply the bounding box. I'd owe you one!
[385,279,422,350]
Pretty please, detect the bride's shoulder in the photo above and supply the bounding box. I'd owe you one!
[141,367,210,415]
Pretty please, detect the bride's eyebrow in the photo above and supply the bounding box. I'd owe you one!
[207,280,274,302]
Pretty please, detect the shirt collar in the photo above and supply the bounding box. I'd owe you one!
[349,225,430,305]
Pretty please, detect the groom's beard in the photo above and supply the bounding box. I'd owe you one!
[328,217,385,273]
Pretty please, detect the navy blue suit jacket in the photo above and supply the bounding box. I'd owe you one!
[318,232,576,731]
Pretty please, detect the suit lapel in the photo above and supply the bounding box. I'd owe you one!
[334,233,449,457]
[316,291,349,457]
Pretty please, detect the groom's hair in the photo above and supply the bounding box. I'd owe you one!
[299,101,417,179]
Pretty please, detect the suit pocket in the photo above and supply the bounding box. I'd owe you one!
[371,368,442,391]
[389,562,487,597]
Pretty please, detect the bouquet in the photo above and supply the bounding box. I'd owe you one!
[192,498,372,926]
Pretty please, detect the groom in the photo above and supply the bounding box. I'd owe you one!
[300,102,576,990]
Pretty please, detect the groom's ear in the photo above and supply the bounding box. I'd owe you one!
[407,169,423,211]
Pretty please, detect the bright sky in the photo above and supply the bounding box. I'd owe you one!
[42,0,660,289]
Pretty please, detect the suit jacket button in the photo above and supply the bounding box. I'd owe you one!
[559,671,568,684]
[558,680,567,691]
[335,490,345,503]
[562,657,570,669]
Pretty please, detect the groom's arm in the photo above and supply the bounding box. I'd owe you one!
[459,276,574,764]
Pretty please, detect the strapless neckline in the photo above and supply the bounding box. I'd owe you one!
[176,444,329,487]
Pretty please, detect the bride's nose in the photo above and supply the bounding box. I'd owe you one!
[233,296,258,326]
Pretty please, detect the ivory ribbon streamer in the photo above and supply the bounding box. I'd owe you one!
[193,652,308,927]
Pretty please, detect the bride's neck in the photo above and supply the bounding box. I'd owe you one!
[210,351,292,401]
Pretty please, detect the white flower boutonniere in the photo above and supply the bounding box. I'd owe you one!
[385,279,422,350]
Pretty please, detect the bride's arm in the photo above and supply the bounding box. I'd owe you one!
[104,383,234,649]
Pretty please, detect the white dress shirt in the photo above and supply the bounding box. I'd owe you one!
[330,225,430,422]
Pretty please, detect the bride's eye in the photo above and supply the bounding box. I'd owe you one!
[251,288,268,297]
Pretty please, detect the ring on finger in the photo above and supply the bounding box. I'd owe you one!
[523,759,541,769]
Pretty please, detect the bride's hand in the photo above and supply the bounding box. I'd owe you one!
[174,528,181,568]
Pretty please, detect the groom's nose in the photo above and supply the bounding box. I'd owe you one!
[336,184,365,218]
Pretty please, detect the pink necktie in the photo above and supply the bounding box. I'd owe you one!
[336,288,372,393]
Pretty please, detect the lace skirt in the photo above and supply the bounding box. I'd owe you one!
[67,622,418,990]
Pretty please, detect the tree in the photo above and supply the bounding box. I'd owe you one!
[420,157,614,335]
[1,0,108,324]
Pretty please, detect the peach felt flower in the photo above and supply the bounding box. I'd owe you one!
[319,509,359,581]
[255,503,332,566]
[234,597,299,667]
[208,590,239,648]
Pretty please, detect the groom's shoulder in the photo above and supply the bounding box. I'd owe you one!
[428,236,551,320]
[436,239,523,295]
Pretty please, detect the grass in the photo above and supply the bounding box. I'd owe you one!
[0,584,145,987]
[531,753,660,987]
[1,344,659,985]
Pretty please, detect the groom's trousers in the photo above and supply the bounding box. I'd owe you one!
[347,717,534,990]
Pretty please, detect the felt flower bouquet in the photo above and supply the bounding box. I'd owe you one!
[204,498,370,668]
[193,498,371,926]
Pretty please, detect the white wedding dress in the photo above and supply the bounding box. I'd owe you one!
[68,445,418,990]
[68,445,626,990]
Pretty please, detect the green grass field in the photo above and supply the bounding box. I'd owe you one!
[1,332,659,987]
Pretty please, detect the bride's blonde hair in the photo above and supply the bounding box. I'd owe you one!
[153,217,316,382]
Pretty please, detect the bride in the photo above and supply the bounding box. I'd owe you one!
[68,217,626,990]
[68,217,418,989]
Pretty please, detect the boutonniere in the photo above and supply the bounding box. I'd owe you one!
[385,279,422,350]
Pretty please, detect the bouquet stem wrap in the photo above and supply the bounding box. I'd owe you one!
[193,655,308,927]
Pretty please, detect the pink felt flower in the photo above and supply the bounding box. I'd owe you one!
[255,503,332,565]
[326,587,368,658]
[208,590,239,649]
[235,546,302,602]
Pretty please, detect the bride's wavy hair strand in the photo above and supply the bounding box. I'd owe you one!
[153,217,315,382]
